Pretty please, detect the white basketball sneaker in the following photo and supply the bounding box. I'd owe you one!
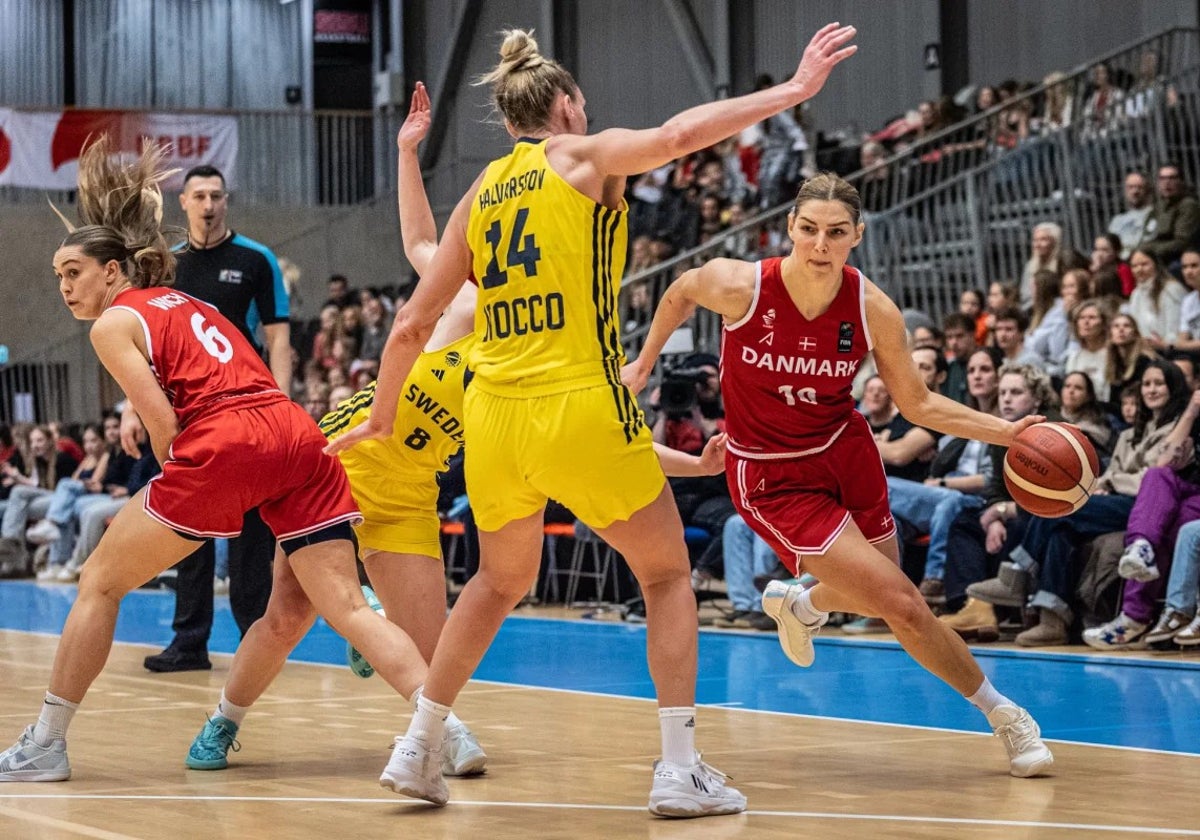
[0,726,70,782]
[987,705,1054,778]
[379,734,448,805]
[441,722,487,776]
[761,580,826,667]
[649,753,746,817]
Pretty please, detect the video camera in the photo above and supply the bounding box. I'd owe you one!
[658,366,712,418]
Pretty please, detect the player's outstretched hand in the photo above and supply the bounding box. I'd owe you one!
[697,433,728,475]
[791,23,858,100]
[323,421,389,457]
[397,81,432,153]
[1005,414,1047,446]
[620,360,650,395]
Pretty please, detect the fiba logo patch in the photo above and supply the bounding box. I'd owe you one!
[762,308,776,329]
[445,351,463,367]
[838,321,855,354]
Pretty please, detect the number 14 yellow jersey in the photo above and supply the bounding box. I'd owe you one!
[466,138,629,397]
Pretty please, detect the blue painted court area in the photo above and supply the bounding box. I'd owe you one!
[2,580,1198,755]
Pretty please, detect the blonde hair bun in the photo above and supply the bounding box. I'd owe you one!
[496,29,546,75]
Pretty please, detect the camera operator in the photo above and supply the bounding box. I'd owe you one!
[652,352,725,453]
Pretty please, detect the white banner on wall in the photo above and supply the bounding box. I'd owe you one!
[0,109,238,192]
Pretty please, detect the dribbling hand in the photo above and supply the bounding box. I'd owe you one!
[397,82,432,153]
[791,23,858,100]
[1005,414,1046,446]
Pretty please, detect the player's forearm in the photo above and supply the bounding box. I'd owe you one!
[369,310,434,435]
[398,149,438,277]
[633,282,697,375]
[904,390,1017,448]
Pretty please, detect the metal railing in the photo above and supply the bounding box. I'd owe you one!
[0,328,99,426]
[618,27,1200,367]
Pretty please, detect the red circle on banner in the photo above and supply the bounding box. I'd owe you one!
[0,126,10,174]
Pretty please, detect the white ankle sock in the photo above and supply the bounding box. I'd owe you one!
[33,692,78,746]
[789,588,827,626]
[966,677,1011,716]
[215,690,250,727]
[659,706,697,766]
[409,692,451,747]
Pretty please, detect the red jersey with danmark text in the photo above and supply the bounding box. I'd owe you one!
[720,258,872,459]
[109,287,284,428]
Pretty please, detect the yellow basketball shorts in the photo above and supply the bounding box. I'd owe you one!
[464,383,665,532]
[337,447,442,560]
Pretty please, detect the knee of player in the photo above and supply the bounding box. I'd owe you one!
[262,601,316,645]
[477,564,538,603]
[76,560,133,603]
[875,588,929,632]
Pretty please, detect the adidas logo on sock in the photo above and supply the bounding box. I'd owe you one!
[684,717,695,728]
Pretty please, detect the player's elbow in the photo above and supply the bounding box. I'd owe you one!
[655,121,694,161]
[388,305,436,347]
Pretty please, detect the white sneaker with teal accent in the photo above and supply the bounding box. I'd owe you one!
[648,753,746,817]
[379,734,448,805]
[441,722,487,776]
[0,726,70,782]
[186,715,240,770]
[348,585,386,678]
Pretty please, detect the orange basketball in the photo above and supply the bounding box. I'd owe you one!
[1003,422,1100,518]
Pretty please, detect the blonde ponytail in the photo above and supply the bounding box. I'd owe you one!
[57,135,181,288]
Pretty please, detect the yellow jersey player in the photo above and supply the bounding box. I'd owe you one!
[327,25,856,814]
[183,83,488,777]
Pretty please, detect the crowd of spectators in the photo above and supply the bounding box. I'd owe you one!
[6,48,1200,655]
[621,47,1200,650]
[657,157,1200,649]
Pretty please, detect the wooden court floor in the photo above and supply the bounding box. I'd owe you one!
[1,632,1198,839]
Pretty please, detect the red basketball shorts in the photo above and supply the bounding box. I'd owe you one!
[727,412,895,573]
[145,398,360,541]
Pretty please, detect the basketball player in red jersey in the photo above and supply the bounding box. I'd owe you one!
[625,172,1055,778]
[0,137,432,785]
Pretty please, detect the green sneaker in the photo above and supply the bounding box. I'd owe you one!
[348,585,386,678]
[186,715,240,770]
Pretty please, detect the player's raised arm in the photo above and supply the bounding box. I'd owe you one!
[571,23,856,177]
[325,180,477,456]
[397,82,438,277]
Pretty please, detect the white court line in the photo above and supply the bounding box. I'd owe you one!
[0,794,1196,836]
[3,632,1198,759]
[463,676,1200,759]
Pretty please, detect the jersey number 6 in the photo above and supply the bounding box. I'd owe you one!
[191,313,234,363]
[481,208,542,289]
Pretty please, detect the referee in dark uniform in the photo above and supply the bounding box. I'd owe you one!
[143,165,291,671]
